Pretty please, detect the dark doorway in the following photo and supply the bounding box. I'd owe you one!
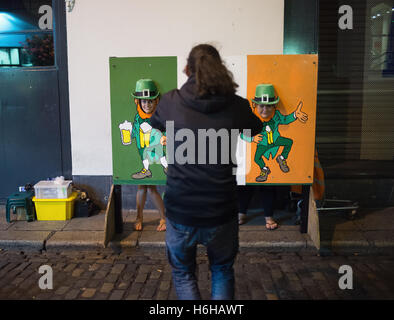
[0,0,71,202]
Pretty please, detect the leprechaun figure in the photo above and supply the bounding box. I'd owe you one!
[242,84,308,182]
[130,79,168,179]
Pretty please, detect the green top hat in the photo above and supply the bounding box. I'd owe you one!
[252,84,280,105]
[131,79,160,100]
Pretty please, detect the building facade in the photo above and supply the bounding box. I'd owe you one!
[1,0,393,209]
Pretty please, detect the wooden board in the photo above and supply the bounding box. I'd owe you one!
[103,184,115,248]
[246,54,318,185]
[109,56,177,185]
[307,186,320,250]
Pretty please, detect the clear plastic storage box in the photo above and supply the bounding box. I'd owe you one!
[34,180,73,199]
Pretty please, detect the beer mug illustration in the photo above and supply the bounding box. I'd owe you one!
[119,120,133,145]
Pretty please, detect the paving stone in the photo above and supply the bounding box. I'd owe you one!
[86,279,101,288]
[93,270,109,280]
[93,292,109,300]
[0,231,50,250]
[311,272,326,281]
[127,282,143,299]
[159,280,171,291]
[73,279,89,288]
[64,289,80,300]
[117,282,129,290]
[18,278,37,291]
[46,231,104,250]
[81,288,96,298]
[266,293,279,300]
[63,263,77,273]
[0,246,394,300]
[104,273,119,283]
[111,264,126,274]
[72,268,84,277]
[109,290,125,300]
[11,277,25,286]
[55,286,70,295]
[149,269,162,280]
[155,290,169,300]
[134,272,148,283]
[88,263,100,272]
[100,282,114,293]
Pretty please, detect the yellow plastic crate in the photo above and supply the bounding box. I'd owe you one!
[32,192,77,221]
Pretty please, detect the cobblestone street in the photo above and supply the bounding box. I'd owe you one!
[0,247,394,301]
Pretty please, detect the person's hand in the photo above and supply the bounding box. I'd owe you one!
[295,101,308,123]
[253,134,263,144]
[160,136,167,146]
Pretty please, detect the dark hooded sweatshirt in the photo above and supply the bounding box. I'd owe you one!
[150,75,262,227]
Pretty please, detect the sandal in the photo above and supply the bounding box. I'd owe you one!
[265,219,278,230]
[238,213,247,225]
[156,219,166,232]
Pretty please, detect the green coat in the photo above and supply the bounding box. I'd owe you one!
[241,110,296,159]
[131,114,164,163]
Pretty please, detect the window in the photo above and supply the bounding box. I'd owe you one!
[0,47,20,66]
[0,0,54,67]
[368,1,394,77]
[285,0,394,168]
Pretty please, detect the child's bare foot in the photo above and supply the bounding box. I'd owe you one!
[156,219,166,232]
[134,219,143,231]
[265,217,278,230]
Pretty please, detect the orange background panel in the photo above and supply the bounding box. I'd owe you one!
[246,55,318,185]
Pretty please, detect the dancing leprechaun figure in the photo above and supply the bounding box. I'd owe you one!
[242,84,308,182]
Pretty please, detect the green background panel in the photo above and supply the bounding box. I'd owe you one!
[109,56,177,185]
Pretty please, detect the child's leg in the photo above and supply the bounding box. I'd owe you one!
[259,186,278,230]
[135,185,147,230]
[147,186,166,231]
[237,185,254,225]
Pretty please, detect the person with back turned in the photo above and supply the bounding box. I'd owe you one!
[150,44,262,300]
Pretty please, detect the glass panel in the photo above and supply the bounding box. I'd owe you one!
[367,1,394,78]
[0,0,54,67]
[0,48,13,65]
[361,0,394,161]
[21,32,54,66]
[10,47,19,64]
[0,0,53,32]
[0,32,53,66]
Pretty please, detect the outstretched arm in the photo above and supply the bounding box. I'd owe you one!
[240,132,263,143]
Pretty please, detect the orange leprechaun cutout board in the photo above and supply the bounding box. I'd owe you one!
[244,54,318,185]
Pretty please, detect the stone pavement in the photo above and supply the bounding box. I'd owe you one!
[1,206,394,301]
[1,206,394,254]
[0,207,316,251]
[0,247,393,300]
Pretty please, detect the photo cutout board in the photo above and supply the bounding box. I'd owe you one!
[110,56,177,185]
[245,54,318,185]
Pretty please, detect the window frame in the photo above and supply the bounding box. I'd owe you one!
[0,2,55,69]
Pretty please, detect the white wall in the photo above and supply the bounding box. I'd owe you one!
[66,0,284,175]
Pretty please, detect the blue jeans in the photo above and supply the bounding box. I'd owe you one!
[165,217,239,300]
